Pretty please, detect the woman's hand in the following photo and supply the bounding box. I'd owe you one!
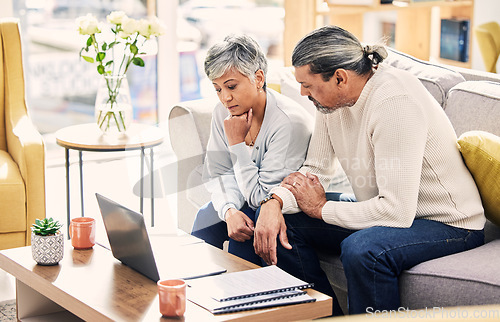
[224,108,253,146]
[282,172,327,219]
[225,208,254,242]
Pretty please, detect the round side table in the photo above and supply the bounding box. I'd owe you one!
[55,123,164,236]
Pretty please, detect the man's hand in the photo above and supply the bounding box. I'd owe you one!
[224,109,253,146]
[254,199,291,265]
[225,208,254,242]
[282,172,327,219]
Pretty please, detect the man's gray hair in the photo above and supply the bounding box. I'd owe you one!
[292,25,387,81]
[204,34,268,87]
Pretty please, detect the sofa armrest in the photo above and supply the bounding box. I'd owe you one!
[168,99,216,159]
[2,18,46,246]
[445,81,500,138]
[168,98,217,231]
[449,65,500,83]
[6,102,46,246]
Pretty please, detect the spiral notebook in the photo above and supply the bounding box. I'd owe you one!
[187,265,315,314]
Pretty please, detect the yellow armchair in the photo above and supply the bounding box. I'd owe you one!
[474,21,500,73]
[0,18,45,250]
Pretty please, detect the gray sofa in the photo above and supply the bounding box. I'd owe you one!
[168,48,500,313]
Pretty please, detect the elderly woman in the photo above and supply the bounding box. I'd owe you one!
[191,34,313,264]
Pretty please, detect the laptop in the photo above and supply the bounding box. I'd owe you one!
[96,193,227,282]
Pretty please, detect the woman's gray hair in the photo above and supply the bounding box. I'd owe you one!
[292,25,387,81]
[204,34,268,88]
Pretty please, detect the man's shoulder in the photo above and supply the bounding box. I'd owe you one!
[377,63,420,85]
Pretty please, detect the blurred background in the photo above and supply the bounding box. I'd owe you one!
[9,0,285,134]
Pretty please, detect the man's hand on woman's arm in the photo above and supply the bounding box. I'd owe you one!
[254,199,291,265]
[282,172,327,220]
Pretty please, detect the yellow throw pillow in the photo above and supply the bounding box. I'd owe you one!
[457,131,500,226]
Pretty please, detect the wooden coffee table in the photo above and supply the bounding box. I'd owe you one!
[0,237,332,321]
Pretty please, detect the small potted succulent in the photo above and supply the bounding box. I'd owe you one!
[31,218,64,265]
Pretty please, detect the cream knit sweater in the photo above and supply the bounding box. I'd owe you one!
[272,64,485,231]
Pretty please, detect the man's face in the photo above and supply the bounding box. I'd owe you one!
[294,65,355,114]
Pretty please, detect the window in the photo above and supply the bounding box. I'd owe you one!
[14,0,159,133]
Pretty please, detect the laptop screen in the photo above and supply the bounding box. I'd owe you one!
[96,193,160,281]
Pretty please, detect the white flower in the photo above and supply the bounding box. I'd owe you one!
[137,18,165,39]
[137,19,151,38]
[107,11,127,25]
[77,11,164,77]
[76,14,100,35]
[148,16,166,37]
[120,17,139,38]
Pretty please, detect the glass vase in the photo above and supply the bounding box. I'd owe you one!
[95,75,133,135]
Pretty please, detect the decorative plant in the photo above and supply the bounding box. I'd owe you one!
[31,218,63,236]
[76,11,165,131]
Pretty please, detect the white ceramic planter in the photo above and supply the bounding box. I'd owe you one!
[31,232,64,265]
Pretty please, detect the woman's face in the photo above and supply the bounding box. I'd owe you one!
[212,68,262,116]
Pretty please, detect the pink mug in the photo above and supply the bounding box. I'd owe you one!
[69,217,96,249]
[157,279,186,317]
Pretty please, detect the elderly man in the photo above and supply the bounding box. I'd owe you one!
[254,26,485,315]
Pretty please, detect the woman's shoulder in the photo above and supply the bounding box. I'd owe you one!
[268,89,314,121]
[265,90,314,134]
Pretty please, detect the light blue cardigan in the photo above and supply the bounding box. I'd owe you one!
[202,89,314,221]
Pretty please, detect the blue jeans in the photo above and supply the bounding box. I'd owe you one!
[261,193,485,316]
[191,202,263,265]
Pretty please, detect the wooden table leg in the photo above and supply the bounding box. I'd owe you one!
[16,279,70,320]
[79,151,84,217]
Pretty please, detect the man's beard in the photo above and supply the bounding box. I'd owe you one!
[308,96,355,114]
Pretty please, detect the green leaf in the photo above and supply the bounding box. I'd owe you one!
[105,60,113,67]
[82,56,94,63]
[96,52,106,62]
[132,57,145,67]
[130,44,138,55]
[109,41,117,48]
[97,65,105,74]
[102,43,107,51]
[86,36,93,47]
[32,217,61,235]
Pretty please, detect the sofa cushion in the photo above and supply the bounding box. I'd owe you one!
[399,240,500,309]
[457,131,500,227]
[446,81,500,137]
[0,150,25,233]
[318,252,348,314]
[318,239,500,314]
[384,47,465,107]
